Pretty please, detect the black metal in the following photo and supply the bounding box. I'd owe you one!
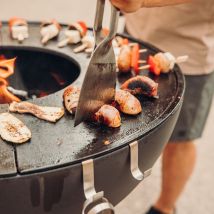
[0,22,185,214]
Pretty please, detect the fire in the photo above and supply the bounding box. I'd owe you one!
[0,57,20,104]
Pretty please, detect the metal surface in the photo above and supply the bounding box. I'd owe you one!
[74,1,119,126]
[82,159,114,214]
[129,141,152,181]
[0,22,185,176]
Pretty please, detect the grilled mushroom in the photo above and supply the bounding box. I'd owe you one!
[121,75,158,98]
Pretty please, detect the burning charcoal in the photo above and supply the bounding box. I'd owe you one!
[40,19,61,45]
[73,35,94,53]
[63,86,80,114]
[94,105,121,128]
[9,101,65,123]
[114,89,142,115]
[0,112,31,144]
[9,17,29,43]
[121,75,158,98]
[0,78,20,104]
[58,21,87,48]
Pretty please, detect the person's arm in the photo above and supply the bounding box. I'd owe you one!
[111,0,191,13]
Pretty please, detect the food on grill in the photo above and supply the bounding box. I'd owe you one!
[117,43,147,73]
[63,86,80,114]
[40,19,61,45]
[94,105,121,128]
[9,101,64,123]
[58,21,87,48]
[0,78,20,104]
[0,58,16,79]
[73,35,95,53]
[9,17,29,42]
[141,52,188,75]
[0,112,31,144]
[114,89,142,115]
[121,75,158,98]
[117,45,132,72]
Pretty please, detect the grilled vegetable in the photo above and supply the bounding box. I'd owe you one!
[0,112,31,144]
[121,75,158,98]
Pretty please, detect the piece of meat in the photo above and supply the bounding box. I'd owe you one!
[115,89,142,115]
[121,75,158,97]
[94,105,121,128]
[117,45,132,72]
[0,112,31,144]
[63,86,80,114]
[9,102,64,123]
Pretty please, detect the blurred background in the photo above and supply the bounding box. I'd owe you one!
[1,0,214,213]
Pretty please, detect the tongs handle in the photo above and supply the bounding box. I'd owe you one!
[94,0,119,47]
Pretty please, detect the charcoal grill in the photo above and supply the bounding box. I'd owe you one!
[0,22,185,214]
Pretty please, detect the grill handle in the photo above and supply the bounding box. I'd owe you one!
[129,141,152,181]
[82,159,115,214]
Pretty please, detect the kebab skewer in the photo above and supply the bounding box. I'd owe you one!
[40,19,61,45]
[9,17,29,43]
[58,21,87,48]
[117,43,147,73]
[140,52,189,75]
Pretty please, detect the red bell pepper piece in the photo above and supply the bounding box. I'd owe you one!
[148,55,161,76]
[131,44,140,75]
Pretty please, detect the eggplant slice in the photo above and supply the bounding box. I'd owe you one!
[0,112,31,144]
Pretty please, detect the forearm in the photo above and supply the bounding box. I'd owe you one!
[142,0,191,7]
[111,0,192,13]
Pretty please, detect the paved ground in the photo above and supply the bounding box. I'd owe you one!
[2,1,214,213]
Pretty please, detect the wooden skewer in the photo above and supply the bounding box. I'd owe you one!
[138,60,146,64]
[176,55,189,63]
[139,49,147,53]
[138,65,150,70]
[128,42,138,47]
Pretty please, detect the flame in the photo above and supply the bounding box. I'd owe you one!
[0,58,16,79]
[0,57,20,104]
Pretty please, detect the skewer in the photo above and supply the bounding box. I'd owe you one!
[139,49,147,53]
[58,21,87,48]
[138,60,146,64]
[40,19,61,45]
[176,55,189,63]
[138,65,150,70]
[9,17,29,43]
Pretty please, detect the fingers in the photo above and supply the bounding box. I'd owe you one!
[110,0,143,13]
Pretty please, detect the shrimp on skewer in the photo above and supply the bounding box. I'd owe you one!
[40,19,61,45]
[9,17,29,43]
[58,21,87,48]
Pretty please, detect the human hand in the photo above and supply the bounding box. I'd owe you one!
[110,0,143,13]
[111,0,191,12]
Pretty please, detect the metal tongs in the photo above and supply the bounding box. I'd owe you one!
[74,0,119,126]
